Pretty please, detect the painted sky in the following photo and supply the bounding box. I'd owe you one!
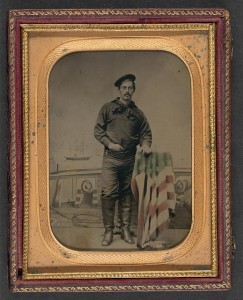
[49,51,191,170]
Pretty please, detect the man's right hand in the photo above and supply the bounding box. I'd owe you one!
[108,143,124,152]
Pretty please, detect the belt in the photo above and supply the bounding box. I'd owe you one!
[105,148,136,159]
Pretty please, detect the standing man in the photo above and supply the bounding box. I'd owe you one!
[94,74,152,246]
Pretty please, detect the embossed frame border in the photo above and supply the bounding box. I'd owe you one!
[8,9,232,292]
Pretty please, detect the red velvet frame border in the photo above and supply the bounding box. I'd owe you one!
[8,8,232,291]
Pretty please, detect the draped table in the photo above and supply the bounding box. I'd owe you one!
[131,152,176,249]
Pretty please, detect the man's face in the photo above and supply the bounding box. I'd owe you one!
[118,80,135,102]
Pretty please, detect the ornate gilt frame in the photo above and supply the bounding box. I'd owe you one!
[8,9,232,292]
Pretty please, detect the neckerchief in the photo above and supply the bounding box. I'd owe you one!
[111,98,138,121]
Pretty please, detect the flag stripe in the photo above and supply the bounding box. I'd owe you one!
[132,152,176,249]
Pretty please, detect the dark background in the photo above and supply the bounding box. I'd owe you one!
[0,1,242,299]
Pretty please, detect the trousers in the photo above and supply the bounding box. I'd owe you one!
[100,152,135,231]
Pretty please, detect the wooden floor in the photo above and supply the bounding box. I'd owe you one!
[50,199,191,251]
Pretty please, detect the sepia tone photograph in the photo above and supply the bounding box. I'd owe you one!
[7,8,232,291]
[49,50,192,252]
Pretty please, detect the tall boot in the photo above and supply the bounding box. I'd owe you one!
[101,198,115,246]
[120,194,135,244]
[114,200,122,234]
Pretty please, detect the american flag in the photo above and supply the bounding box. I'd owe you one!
[131,152,176,249]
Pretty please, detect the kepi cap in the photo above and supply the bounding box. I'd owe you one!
[114,74,136,87]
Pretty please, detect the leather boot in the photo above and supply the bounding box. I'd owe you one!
[120,194,135,244]
[121,227,134,244]
[102,230,113,246]
[101,198,115,246]
[114,200,122,233]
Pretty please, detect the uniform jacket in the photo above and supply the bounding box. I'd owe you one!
[94,98,152,157]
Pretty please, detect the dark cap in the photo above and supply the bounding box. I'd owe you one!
[114,74,136,87]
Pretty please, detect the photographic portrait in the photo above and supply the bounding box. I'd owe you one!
[8,12,232,289]
[49,51,192,252]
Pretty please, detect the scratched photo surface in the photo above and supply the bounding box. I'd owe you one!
[49,51,192,251]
